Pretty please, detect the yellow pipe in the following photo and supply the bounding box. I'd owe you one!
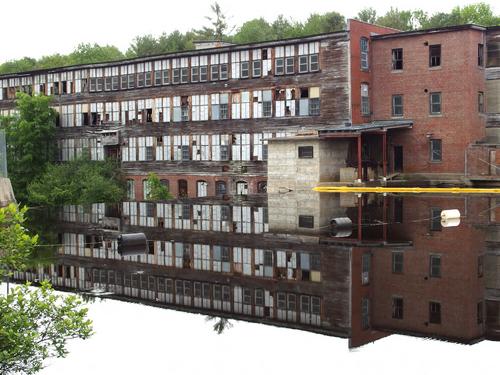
[313,186,500,194]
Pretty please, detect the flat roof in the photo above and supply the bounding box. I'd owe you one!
[371,24,486,40]
[318,120,413,134]
[0,31,348,79]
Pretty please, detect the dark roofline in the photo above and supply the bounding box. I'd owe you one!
[371,23,486,41]
[0,30,348,79]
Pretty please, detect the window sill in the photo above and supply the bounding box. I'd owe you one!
[391,115,404,119]
[391,69,403,73]
[429,114,443,117]
[429,66,442,71]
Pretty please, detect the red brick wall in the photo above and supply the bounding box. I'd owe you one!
[371,197,486,340]
[348,19,398,125]
[372,29,487,174]
[125,174,265,200]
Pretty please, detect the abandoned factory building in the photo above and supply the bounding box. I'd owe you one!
[1,20,500,196]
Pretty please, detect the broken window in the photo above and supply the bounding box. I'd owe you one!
[60,105,74,128]
[298,87,320,116]
[155,136,171,161]
[153,97,170,123]
[137,137,155,161]
[252,90,273,118]
[231,91,250,119]
[429,44,441,67]
[196,181,208,197]
[121,100,136,125]
[191,95,209,121]
[75,104,88,127]
[211,134,230,161]
[104,102,120,123]
[173,96,189,122]
[192,134,210,160]
[429,92,441,114]
[173,135,190,161]
[215,181,227,196]
[392,94,403,117]
[126,179,135,200]
[360,37,369,70]
[253,133,272,161]
[275,87,297,117]
[361,83,370,116]
[121,137,137,162]
[362,253,370,285]
[236,181,249,195]
[232,133,251,161]
[477,44,484,66]
[90,103,104,125]
[392,48,403,70]
[211,93,229,120]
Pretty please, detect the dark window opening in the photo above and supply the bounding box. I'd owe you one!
[429,302,441,324]
[430,139,442,162]
[392,297,403,319]
[429,45,441,67]
[298,215,314,228]
[298,146,314,158]
[392,252,403,273]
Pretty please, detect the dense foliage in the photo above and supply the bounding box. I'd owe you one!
[27,157,126,206]
[0,93,57,202]
[1,2,498,75]
[0,281,93,375]
[0,204,38,278]
[145,172,172,201]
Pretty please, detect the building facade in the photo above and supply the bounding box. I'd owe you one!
[0,21,499,194]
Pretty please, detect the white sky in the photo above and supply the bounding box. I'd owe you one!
[1,0,499,62]
[33,295,498,375]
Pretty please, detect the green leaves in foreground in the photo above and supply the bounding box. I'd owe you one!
[28,157,126,206]
[0,204,38,278]
[0,281,93,375]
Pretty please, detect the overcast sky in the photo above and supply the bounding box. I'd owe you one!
[1,0,499,62]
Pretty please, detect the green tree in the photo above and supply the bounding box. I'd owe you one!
[450,2,500,26]
[35,54,71,70]
[356,7,378,24]
[27,157,126,206]
[68,43,124,65]
[1,93,57,203]
[302,12,346,35]
[0,204,38,278]
[233,18,274,44]
[0,57,37,75]
[127,35,161,58]
[0,281,93,375]
[145,172,172,201]
[376,7,418,31]
[195,1,230,40]
[271,15,303,39]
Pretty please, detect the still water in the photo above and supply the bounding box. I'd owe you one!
[12,192,500,373]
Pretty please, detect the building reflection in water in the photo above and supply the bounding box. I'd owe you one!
[12,192,500,348]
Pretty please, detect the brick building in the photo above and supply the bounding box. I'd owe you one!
[2,21,498,196]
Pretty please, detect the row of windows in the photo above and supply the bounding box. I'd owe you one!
[54,87,320,128]
[120,133,291,163]
[14,267,322,324]
[389,92,485,117]
[122,201,268,234]
[391,253,442,277]
[392,297,484,325]
[390,43,485,71]
[360,37,485,71]
[0,42,320,100]
[59,232,321,282]
[138,178,267,199]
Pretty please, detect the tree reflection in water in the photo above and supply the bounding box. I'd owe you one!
[205,316,233,334]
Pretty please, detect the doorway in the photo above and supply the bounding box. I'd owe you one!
[394,146,403,172]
